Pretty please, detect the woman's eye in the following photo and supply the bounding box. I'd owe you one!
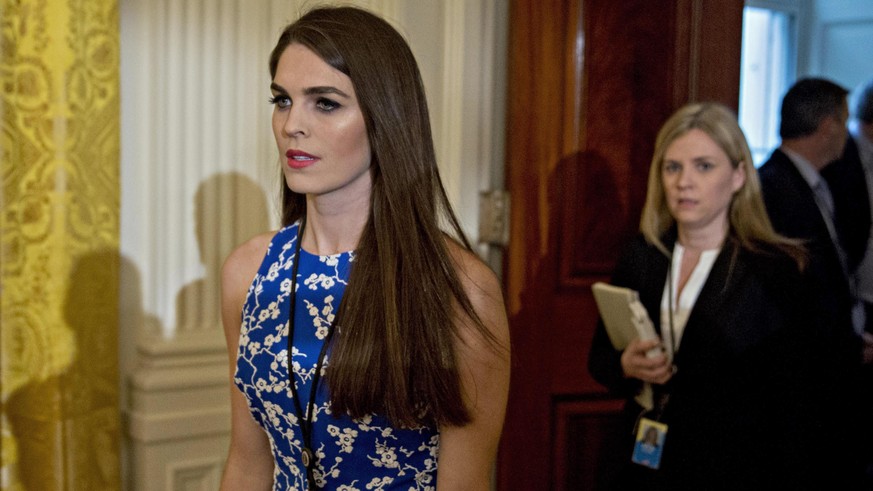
[269,95,291,109]
[663,162,681,174]
[696,161,713,171]
[316,98,340,112]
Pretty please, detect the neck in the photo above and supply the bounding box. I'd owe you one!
[302,193,370,255]
[676,224,726,252]
[781,139,829,171]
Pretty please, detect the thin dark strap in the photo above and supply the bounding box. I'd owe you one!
[288,218,306,430]
[286,217,317,489]
[286,215,337,489]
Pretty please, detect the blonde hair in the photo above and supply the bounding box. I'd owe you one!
[640,102,806,266]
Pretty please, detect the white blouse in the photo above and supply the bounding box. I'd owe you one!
[660,243,720,359]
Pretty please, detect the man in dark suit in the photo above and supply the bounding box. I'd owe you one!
[829,80,873,339]
[758,77,869,487]
[822,80,873,360]
[824,78,873,484]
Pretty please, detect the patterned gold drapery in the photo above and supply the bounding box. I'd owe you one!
[1,1,121,490]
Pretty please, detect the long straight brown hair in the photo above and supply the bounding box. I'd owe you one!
[269,6,498,427]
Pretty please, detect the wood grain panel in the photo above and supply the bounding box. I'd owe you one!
[498,1,741,488]
[552,398,625,491]
[672,0,744,108]
[558,1,676,288]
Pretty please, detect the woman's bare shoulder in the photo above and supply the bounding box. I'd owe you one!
[444,240,501,299]
[444,239,508,344]
[222,231,277,305]
[221,230,277,338]
[224,231,276,273]
[224,230,275,276]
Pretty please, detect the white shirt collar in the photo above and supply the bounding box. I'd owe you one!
[780,145,822,189]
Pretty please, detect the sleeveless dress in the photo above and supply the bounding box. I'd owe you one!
[234,223,439,490]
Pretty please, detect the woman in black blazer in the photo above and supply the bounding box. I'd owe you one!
[588,103,818,490]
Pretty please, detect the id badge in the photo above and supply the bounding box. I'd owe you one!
[631,417,667,470]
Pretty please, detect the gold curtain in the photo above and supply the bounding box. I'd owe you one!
[1,1,121,490]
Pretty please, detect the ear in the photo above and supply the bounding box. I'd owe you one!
[732,162,746,193]
[817,114,841,138]
[819,115,835,133]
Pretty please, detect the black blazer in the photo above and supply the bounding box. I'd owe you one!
[758,148,859,361]
[588,234,817,490]
[758,149,869,487]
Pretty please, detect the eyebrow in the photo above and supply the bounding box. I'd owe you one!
[662,156,718,166]
[270,82,351,99]
[665,155,717,161]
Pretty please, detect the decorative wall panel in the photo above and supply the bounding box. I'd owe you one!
[1,0,121,489]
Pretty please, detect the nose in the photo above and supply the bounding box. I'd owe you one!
[282,106,307,138]
[676,166,693,188]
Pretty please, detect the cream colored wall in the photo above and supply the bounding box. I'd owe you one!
[118,1,507,489]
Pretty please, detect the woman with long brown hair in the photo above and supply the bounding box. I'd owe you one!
[219,6,509,490]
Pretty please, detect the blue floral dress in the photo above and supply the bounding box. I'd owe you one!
[235,223,439,490]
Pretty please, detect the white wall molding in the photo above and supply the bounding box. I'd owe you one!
[168,458,224,490]
[128,408,229,444]
[121,1,279,489]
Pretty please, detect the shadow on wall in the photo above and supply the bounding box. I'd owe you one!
[5,249,146,490]
[501,149,636,490]
[175,172,271,331]
[5,174,272,490]
[563,149,633,274]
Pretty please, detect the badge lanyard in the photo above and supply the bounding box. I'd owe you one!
[657,253,678,415]
[632,253,677,471]
[665,251,678,361]
[286,217,336,489]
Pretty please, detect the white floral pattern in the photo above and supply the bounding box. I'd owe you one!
[235,223,439,490]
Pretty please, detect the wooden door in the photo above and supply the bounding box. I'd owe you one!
[496,1,743,489]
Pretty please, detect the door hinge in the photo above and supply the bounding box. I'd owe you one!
[478,190,510,247]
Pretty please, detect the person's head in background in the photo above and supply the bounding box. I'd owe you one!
[640,103,802,264]
[780,78,849,168]
[850,79,873,142]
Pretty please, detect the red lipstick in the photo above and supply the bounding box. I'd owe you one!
[285,149,319,169]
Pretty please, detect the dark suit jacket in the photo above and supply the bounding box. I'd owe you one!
[588,233,817,490]
[758,148,859,360]
[822,136,872,274]
[758,148,868,487]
